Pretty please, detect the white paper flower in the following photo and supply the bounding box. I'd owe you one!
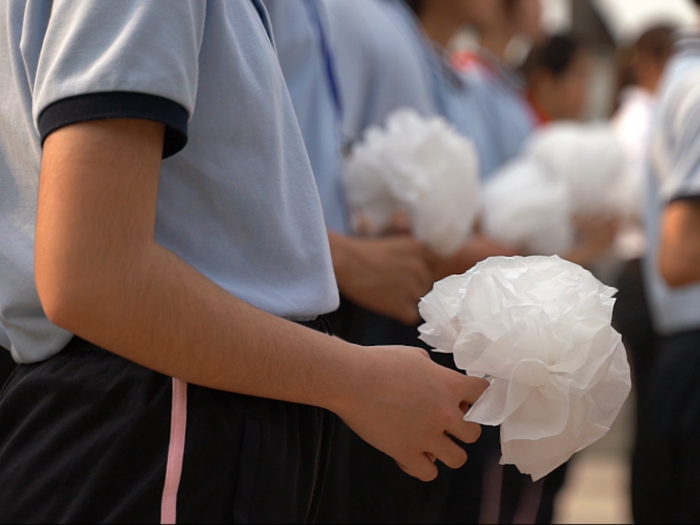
[344,109,480,257]
[525,122,626,216]
[418,256,632,481]
[482,159,575,256]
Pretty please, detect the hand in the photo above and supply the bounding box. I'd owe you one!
[329,233,433,325]
[336,345,489,482]
[355,211,411,236]
[565,215,621,267]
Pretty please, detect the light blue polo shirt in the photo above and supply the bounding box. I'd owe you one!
[0,0,339,364]
[263,0,348,233]
[322,0,436,145]
[420,45,507,180]
[644,30,700,337]
[465,49,537,180]
[377,1,535,181]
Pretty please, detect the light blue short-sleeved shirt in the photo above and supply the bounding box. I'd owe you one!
[440,50,535,180]
[420,47,507,180]
[322,0,436,145]
[263,0,348,233]
[467,50,537,179]
[0,0,339,364]
[378,2,535,180]
[644,31,700,336]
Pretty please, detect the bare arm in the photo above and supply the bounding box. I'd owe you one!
[426,235,522,282]
[660,200,700,287]
[35,119,487,481]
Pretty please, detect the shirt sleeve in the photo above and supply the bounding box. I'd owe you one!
[31,0,206,158]
[660,71,700,203]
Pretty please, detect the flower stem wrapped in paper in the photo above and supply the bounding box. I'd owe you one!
[344,109,480,257]
[418,256,632,481]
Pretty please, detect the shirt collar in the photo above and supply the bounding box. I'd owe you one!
[476,47,526,92]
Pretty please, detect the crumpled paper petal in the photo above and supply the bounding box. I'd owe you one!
[525,122,627,217]
[344,109,480,257]
[482,159,575,255]
[418,256,632,481]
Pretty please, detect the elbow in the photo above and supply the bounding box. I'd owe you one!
[35,260,97,333]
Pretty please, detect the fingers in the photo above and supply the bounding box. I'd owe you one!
[431,435,468,469]
[396,454,439,482]
[446,418,483,445]
[457,375,490,405]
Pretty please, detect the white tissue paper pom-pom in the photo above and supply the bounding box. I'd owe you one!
[482,159,575,256]
[525,122,626,216]
[344,109,480,257]
[418,256,632,481]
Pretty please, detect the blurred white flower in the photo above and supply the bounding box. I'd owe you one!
[525,122,627,216]
[482,159,575,256]
[344,109,480,257]
[418,256,632,480]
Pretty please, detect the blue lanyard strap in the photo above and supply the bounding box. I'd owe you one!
[302,0,343,121]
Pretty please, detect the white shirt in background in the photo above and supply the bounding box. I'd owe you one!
[612,86,657,260]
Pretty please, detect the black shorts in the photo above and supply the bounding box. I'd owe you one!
[0,319,335,524]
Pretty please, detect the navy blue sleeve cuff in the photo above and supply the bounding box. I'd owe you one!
[38,92,189,159]
[670,194,700,204]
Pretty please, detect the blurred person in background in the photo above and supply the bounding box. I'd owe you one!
[260,0,434,340]
[611,24,676,442]
[633,2,700,521]
[451,0,543,180]
[521,34,595,125]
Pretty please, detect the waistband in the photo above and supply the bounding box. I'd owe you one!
[61,315,334,355]
[297,315,333,336]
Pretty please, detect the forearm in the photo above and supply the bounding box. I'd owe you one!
[42,238,367,412]
[431,235,521,281]
[328,231,355,290]
[660,200,700,287]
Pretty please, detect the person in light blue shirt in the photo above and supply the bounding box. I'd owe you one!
[323,0,436,147]
[635,21,700,523]
[262,0,347,233]
[397,0,536,181]
[263,0,435,328]
[0,1,488,521]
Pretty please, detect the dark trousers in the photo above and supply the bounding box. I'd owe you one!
[613,258,659,407]
[319,300,484,524]
[0,348,16,388]
[0,335,334,524]
[632,328,700,524]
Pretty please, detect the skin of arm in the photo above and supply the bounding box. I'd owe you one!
[660,199,700,287]
[328,232,433,325]
[35,118,487,482]
[426,234,522,281]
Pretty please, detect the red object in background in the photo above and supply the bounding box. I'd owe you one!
[451,50,481,72]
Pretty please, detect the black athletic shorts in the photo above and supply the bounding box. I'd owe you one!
[0,318,335,524]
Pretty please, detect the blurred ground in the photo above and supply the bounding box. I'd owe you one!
[554,397,635,524]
